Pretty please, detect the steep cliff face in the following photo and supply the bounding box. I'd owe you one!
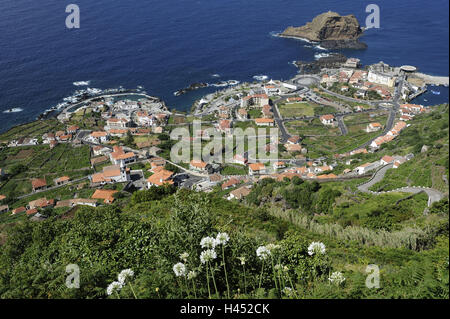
[281,11,366,49]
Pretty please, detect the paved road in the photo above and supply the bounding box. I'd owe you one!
[336,116,348,135]
[357,163,445,207]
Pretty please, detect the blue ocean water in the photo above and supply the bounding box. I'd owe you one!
[0,0,448,132]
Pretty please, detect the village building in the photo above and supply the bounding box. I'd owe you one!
[368,70,396,87]
[287,136,301,144]
[67,125,79,134]
[109,146,137,166]
[343,58,361,68]
[273,161,286,170]
[255,118,274,127]
[0,205,9,214]
[233,154,248,166]
[380,155,395,166]
[91,165,130,185]
[371,134,395,149]
[28,198,55,210]
[263,83,280,96]
[320,114,335,125]
[249,163,266,176]
[136,111,155,126]
[241,94,269,108]
[90,131,109,144]
[12,207,26,215]
[54,176,70,186]
[31,178,47,192]
[217,119,232,134]
[286,97,303,103]
[262,105,273,118]
[354,162,380,175]
[107,118,130,129]
[147,169,174,188]
[190,160,209,172]
[222,178,241,190]
[366,122,382,132]
[237,108,249,120]
[91,189,118,204]
[92,145,110,157]
[227,186,251,200]
[284,143,304,153]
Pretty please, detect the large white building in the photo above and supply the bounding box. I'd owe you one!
[368,71,396,88]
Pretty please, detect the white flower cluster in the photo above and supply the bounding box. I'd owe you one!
[118,268,134,285]
[107,281,123,296]
[200,236,217,249]
[173,262,187,277]
[106,268,135,296]
[180,252,189,262]
[200,249,217,264]
[328,271,346,285]
[216,232,230,246]
[256,246,271,260]
[308,242,326,256]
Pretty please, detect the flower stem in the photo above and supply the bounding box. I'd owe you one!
[243,265,247,295]
[270,257,278,293]
[191,278,197,298]
[258,260,265,290]
[222,246,230,299]
[206,262,211,299]
[129,282,138,299]
[209,262,219,298]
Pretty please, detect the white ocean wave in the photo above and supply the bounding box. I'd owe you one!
[3,108,23,113]
[253,75,269,81]
[314,53,331,60]
[73,81,91,86]
[211,74,221,78]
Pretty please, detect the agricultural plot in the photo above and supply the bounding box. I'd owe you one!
[0,144,92,198]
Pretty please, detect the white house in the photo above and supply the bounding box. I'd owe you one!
[366,123,382,133]
[89,131,109,144]
[368,70,395,87]
[91,165,130,185]
[354,162,379,175]
[249,163,266,175]
[320,114,335,125]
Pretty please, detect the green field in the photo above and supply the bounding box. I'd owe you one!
[279,102,315,117]
[0,144,92,198]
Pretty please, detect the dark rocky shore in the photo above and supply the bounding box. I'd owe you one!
[295,53,348,74]
[281,11,367,50]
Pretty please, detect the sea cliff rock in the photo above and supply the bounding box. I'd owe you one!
[281,11,367,49]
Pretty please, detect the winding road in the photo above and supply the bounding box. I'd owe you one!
[357,163,445,207]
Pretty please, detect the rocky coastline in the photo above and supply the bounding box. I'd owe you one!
[281,11,367,50]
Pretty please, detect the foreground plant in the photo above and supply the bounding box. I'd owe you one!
[106,281,123,298]
[200,248,218,298]
[118,268,138,299]
[216,232,231,298]
[256,245,271,289]
[328,271,346,286]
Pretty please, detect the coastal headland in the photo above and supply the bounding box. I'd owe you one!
[280,11,367,50]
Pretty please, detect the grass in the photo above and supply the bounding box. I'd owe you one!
[221,164,248,176]
[0,119,64,143]
[279,102,315,117]
[0,144,92,198]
